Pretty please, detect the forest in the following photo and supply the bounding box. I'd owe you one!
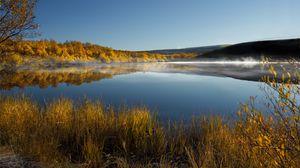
[0,40,197,65]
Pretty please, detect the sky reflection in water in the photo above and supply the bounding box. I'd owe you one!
[0,62,274,121]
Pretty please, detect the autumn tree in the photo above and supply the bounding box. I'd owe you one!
[0,39,168,62]
[0,0,38,44]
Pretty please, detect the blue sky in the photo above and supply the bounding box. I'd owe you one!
[35,0,300,50]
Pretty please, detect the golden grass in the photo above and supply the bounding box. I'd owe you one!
[0,94,298,168]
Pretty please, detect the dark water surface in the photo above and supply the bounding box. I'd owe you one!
[1,62,293,121]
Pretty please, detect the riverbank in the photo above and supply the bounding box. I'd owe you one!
[0,146,40,168]
[0,92,299,167]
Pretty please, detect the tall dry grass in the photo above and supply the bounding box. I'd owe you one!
[0,96,172,167]
[0,96,298,168]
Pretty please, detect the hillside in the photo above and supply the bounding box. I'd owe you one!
[147,45,225,55]
[198,38,300,61]
[0,40,169,65]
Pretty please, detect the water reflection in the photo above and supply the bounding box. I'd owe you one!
[0,62,297,90]
[1,62,296,121]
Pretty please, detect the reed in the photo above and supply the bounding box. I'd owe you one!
[0,95,298,168]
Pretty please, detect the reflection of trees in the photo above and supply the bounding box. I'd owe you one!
[1,62,297,90]
[0,69,114,90]
[0,63,157,90]
[0,63,154,90]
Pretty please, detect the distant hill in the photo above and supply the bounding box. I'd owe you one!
[146,45,225,55]
[198,38,300,61]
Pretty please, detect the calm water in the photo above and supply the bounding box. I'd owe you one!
[0,62,291,121]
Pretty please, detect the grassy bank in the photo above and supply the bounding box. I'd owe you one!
[0,94,298,167]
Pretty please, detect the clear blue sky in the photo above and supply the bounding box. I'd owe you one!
[35,0,300,51]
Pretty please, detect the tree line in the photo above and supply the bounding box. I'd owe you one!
[0,40,168,63]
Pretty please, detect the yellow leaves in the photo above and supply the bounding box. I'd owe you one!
[237,123,243,129]
[291,129,297,139]
[269,116,273,124]
[2,40,169,63]
[257,134,271,147]
[287,72,291,78]
[296,146,300,152]
[257,135,263,146]
[264,136,271,145]
[278,86,284,94]
[258,116,263,123]
[244,105,249,113]
[286,91,291,99]
[247,118,252,124]
[293,115,299,122]
[281,73,285,81]
[280,150,285,159]
[268,65,277,77]
[274,160,279,166]
[275,143,285,158]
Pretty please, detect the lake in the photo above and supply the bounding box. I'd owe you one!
[0,61,295,121]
